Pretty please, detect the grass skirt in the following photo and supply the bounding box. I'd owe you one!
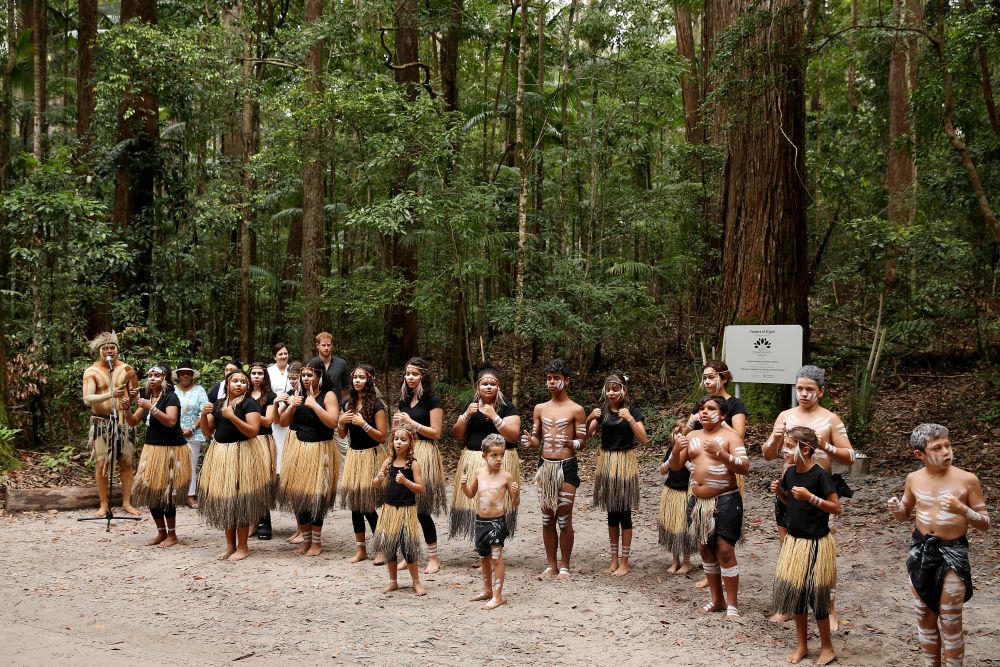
[371,503,422,563]
[276,432,340,518]
[773,533,837,620]
[132,444,192,510]
[592,449,639,513]
[258,433,277,509]
[503,448,521,536]
[658,486,689,554]
[89,416,136,472]
[450,449,485,540]
[688,496,717,548]
[198,439,271,529]
[339,446,386,513]
[535,458,565,513]
[413,440,446,516]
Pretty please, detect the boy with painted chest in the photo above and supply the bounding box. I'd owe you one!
[461,434,521,609]
[887,424,989,667]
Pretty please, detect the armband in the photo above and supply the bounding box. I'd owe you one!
[572,439,582,452]
[823,442,837,454]
[965,506,990,526]
[493,416,505,429]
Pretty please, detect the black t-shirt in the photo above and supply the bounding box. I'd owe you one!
[461,400,518,451]
[322,356,350,398]
[385,464,416,506]
[253,391,277,436]
[212,396,262,444]
[597,405,644,451]
[780,464,837,539]
[662,446,691,490]
[144,392,185,446]
[398,393,443,429]
[689,396,748,431]
[342,398,386,450]
[291,390,335,442]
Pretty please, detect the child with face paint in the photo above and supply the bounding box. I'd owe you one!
[887,424,989,667]
[770,427,841,665]
[452,364,522,542]
[123,364,191,547]
[460,434,521,609]
[682,361,748,438]
[668,395,749,618]
[762,365,855,626]
[586,373,648,576]
[198,369,268,561]
[522,358,588,580]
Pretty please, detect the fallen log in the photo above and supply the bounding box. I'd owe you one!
[4,485,123,512]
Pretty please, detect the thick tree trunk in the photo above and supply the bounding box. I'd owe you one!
[675,4,703,144]
[558,0,577,253]
[714,0,809,343]
[111,0,158,325]
[1,0,13,191]
[511,0,529,404]
[386,0,420,366]
[886,0,921,226]
[32,0,47,161]
[76,0,97,164]
[239,8,258,363]
[440,0,463,113]
[300,0,327,359]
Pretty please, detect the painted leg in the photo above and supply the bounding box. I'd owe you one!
[472,557,493,601]
[717,541,740,617]
[540,509,558,577]
[912,584,942,667]
[938,572,966,667]
[485,546,506,609]
[556,485,576,578]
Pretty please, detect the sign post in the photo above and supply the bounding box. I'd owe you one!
[723,325,804,405]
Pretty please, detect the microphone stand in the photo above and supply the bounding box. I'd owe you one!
[79,357,142,531]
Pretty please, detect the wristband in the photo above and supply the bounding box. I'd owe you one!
[572,439,582,452]
[965,506,990,525]
[362,423,372,433]
[458,413,468,423]
[824,442,837,454]
[809,494,822,507]
[493,416,504,429]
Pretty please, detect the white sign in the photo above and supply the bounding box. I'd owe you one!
[723,325,803,385]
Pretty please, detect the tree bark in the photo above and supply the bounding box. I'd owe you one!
[300,0,327,359]
[239,3,259,363]
[886,0,921,226]
[1,0,13,191]
[714,0,809,345]
[32,0,47,162]
[558,0,577,252]
[511,0,529,404]
[440,0,463,113]
[76,0,97,164]
[963,0,998,135]
[675,4,703,144]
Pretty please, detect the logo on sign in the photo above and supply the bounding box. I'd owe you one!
[753,337,771,350]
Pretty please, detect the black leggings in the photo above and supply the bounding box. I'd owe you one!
[352,511,378,534]
[417,512,437,544]
[607,510,633,530]
[150,505,176,520]
[297,510,325,527]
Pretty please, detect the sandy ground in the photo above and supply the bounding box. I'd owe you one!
[1,457,997,667]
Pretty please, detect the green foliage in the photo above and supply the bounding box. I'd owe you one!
[0,428,20,472]
[40,444,76,472]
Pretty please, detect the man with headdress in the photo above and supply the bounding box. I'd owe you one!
[82,331,140,515]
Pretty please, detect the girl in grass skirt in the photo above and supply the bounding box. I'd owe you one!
[249,361,278,540]
[337,363,388,563]
[124,364,191,548]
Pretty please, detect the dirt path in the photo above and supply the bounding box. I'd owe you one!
[1,460,997,666]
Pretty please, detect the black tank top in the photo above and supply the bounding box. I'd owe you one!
[291,390,334,442]
[663,447,691,490]
[385,464,416,507]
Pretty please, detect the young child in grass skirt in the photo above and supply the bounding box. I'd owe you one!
[771,426,841,665]
[248,361,278,540]
[276,357,341,556]
[124,363,191,547]
[585,373,647,576]
[337,363,388,564]
[393,356,445,574]
[371,426,427,596]
[451,363,522,540]
[198,369,268,562]
[658,438,694,575]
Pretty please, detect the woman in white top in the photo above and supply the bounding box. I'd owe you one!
[173,361,209,507]
[266,343,290,470]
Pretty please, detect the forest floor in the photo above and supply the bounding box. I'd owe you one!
[2,365,998,664]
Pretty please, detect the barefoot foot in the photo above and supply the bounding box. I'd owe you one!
[677,562,696,575]
[294,541,311,555]
[94,506,109,517]
[606,559,619,575]
[666,562,680,574]
[381,581,399,593]
[696,576,709,589]
[306,542,322,556]
[557,567,571,580]
[424,556,440,575]
[228,547,250,561]
[470,592,492,602]
[288,532,304,544]
[770,611,793,624]
[372,552,386,566]
[413,581,427,596]
[483,596,506,610]
[159,533,179,548]
[828,612,839,633]
[216,548,236,561]
[146,531,167,546]
[122,504,141,516]
[537,567,557,581]
[612,561,631,576]
[787,646,808,664]
[349,550,368,563]
[816,647,837,665]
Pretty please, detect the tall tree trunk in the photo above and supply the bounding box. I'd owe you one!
[76,0,97,164]
[32,0,47,161]
[111,0,158,326]
[300,0,326,359]
[558,0,577,253]
[440,0,462,113]
[511,0,529,404]
[239,4,258,363]
[386,0,420,365]
[846,0,857,113]
[886,0,921,226]
[964,0,998,135]
[534,1,545,215]
[0,0,14,427]
[714,0,809,351]
[675,4,703,144]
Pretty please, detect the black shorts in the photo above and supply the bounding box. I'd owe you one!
[541,456,580,489]
[774,496,787,529]
[687,491,743,551]
[474,516,509,557]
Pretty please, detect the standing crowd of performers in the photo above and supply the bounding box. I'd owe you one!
[81,330,990,665]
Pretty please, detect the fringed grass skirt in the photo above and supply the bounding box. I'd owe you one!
[276,432,340,518]
[371,503,422,563]
[339,446,386,513]
[535,458,565,513]
[593,449,639,513]
[450,449,485,540]
[198,439,271,529]
[773,533,837,620]
[413,440,446,516]
[89,416,136,472]
[503,448,521,535]
[132,444,192,510]
[658,486,689,554]
[259,434,277,479]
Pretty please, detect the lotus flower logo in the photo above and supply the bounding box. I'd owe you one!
[753,337,771,349]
